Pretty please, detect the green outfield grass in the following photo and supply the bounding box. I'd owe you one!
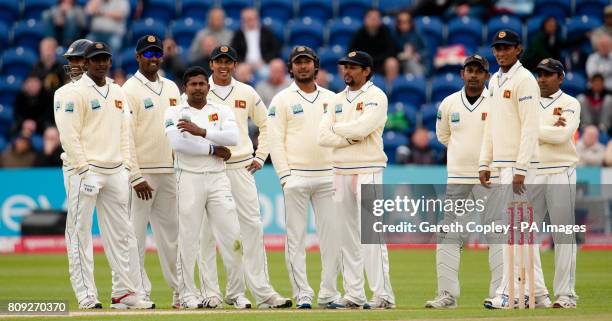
[0,249,611,320]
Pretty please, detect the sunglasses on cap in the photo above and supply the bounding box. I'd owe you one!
[142,50,163,59]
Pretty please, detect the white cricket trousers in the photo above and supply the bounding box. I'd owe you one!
[334,171,395,305]
[495,167,549,298]
[128,173,179,298]
[198,167,278,304]
[176,170,244,302]
[64,169,138,302]
[282,175,341,303]
[532,167,578,299]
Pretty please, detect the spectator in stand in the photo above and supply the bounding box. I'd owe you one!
[234,62,255,86]
[494,0,534,16]
[191,35,218,75]
[31,37,66,92]
[230,7,281,69]
[578,74,612,134]
[577,125,605,166]
[586,34,612,91]
[34,127,63,167]
[43,0,87,48]
[393,10,426,76]
[591,5,612,49]
[603,140,612,166]
[112,69,126,86]
[160,38,186,87]
[523,16,565,71]
[408,127,435,164]
[383,57,401,91]
[255,58,288,106]
[85,0,130,50]
[12,75,54,136]
[348,8,395,75]
[189,8,234,62]
[0,135,37,168]
[315,69,330,90]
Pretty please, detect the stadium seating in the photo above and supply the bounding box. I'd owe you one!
[298,0,333,23]
[12,19,46,52]
[0,0,20,26]
[389,74,427,107]
[447,16,483,52]
[141,0,177,23]
[534,0,572,22]
[179,0,213,20]
[224,17,240,31]
[486,15,523,42]
[170,18,204,49]
[430,73,463,103]
[378,0,413,15]
[575,0,609,21]
[23,0,56,20]
[318,45,344,73]
[260,0,294,22]
[338,0,371,20]
[561,72,587,97]
[420,103,439,131]
[414,16,444,52]
[287,18,324,49]
[262,17,286,44]
[526,15,547,44]
[130,18,167,44]
[119,47,138,75]
[0,23,9,51]
[0,47,37,80]
[222,0,255,21]
[566,15,602,52]
[327,17,361,48]
[383,131,409,164]
[0,75,22,106]
[476,46,498,73]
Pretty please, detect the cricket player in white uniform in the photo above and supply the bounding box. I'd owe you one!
[479,30,551,309]
[57,41,153,309]
[268,46,341,309]
[318,51,395,309]
[122,35,181,308]
[427,55,504,308]
[164,66,244,309]
[197,45,292,309]
[532,58,580,308]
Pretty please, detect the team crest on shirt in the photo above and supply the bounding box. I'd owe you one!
[356,102,363,111]
[208,113,219,122]
[451,112,460,123]
[436,110,442,120]
[335,104,343,113]
[169,98,177,106]
[268,106,276,117]
[55,101,61,111]
[291,104,303,115]
[144,98,154,109]
[235,100,246,108]
[503,90,511,99]
[91,99,101,110]
[481,112,487,121]
[65,101,74,113]
[115,100,123,109]
[553,107,562,116]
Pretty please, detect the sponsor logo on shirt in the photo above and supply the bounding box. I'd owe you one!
[55,101,61,111]
[436,110,442,120]
[164,119,174,128]
[91,99,101,110]
[65,101,74,113]
[518,96,532,102]
[144,98,154,109]
[553,107,562,116]
[335,104,342,113]
[235,100,247,108]
[291,104,304,115]
[503,90,511,99]
[451,112,460,123]
[268,106,276,117]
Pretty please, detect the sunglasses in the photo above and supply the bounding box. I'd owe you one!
[142,50,163,59]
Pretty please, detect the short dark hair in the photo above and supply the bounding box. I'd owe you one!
[182,66,209,86]
[591,73,604,81]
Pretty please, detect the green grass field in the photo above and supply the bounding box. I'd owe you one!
[0,249,611,320]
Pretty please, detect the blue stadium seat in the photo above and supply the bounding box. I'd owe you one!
[318,45,344,73]
[130,18,167,44]
[0,75,22,106]
[31,134,43,152]
[262,17,285,43]
[487,15,523,42]
[260,0,294,22]
[23,0,56,20]
[12,19,46,52]
[0,134,7,151]
[576,0,609,21]
[170,18,204,49]
[298,0,333,23]
[0,23,9,50]
[526,15,547,44]
[414,16,444,52]
[447,16,483,52]
[534,0,571,22]
[338,0,371,20]
[0,0,20,26]
[119,47,138,75]
[561,72,587,97]
[328,73,346,92]
[431,73,463,103]
[370,75,386,92]
[383,131,409,164]
[222,0,255,21]
[566,15,602,52]
[389,74,427,107]
[421,103,439,131]
[225,17,240,31]
[0,48,37,79]
[288,18,324,49]
[142,0,176,23]
[476,46,498,73]
[378,0,413,15]
[179,0,212,20]
[327,17,361,48]
[599,131,610,145]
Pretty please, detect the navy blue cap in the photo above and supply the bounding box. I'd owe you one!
[338,51,373,68]
[136,35,163,54]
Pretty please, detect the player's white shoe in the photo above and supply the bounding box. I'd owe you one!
[78,296,102,309]
[296,296,312,309]
[258,293,292,309]
[425,292,457,309]
[326,297,370,309]
[202,296,223,309]
[553,295,577,309]
[225,295,252,309]
[530,294,552,308]
[368,296,396,309]
[172,292,180,309]
[111,292,155,309]
[483,294,512,309]
[181,296,204,309]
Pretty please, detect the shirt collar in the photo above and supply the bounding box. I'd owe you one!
[80,73,114,87]
[208,76,236,90]
[134,70,160,85]
[288,81,320,93]
[344,81,373,94]
[498,60,523,79]
[541,89,562,101]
